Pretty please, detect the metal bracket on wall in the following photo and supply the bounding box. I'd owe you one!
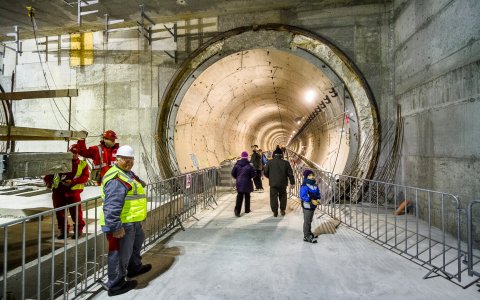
[33,36,55,62]
[163,23,178,63]
[0,154,6,181]
[163,23,178,42]
[137,4,156,45]
[163,50,178,64]
[78,0,98,26]
[104,14,132,43]
[0,43,4,75]
[5,26,22,66]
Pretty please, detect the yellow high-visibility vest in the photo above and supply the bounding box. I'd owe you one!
[99,165,147,226]
[52,160,87,190]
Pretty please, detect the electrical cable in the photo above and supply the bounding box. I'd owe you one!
[29,11,72,129]
[329,84,346,175]
[29,10,92,133]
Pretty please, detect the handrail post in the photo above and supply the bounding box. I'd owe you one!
[467,200,480,277]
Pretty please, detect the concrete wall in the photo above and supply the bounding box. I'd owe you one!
[394,0,480,243]
[395,0,480,203]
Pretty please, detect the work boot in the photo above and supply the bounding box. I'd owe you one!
[128,264,152,278]
[303,235,318,243]
[71,231,83,239]
[281,210,286,216]
[108,280,137,297]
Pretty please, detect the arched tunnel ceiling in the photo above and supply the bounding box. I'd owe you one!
[174,48,339,171]
[158,25,379,179]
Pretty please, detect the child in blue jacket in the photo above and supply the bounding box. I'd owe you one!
[300,169,321,243]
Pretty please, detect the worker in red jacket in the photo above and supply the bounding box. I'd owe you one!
[76,130,120,184]
[44,144,90,239]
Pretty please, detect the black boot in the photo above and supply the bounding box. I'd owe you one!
[108,280,137,296]
[303,235,317,243]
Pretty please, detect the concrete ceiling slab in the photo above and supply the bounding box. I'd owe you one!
[0,0,309,41]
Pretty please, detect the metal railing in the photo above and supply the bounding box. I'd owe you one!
[291,163,480,287]
[0,168,217,299]
[466,200,480,277]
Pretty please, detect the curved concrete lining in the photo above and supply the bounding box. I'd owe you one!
[157,24,379,178]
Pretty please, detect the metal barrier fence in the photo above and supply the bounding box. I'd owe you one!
[0,168,217,299]
[291,164,480,287]
[467,200,480,277]
[328,174,463,282]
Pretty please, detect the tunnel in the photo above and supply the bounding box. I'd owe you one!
[156,24,380,178]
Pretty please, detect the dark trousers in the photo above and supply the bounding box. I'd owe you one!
[270,186,287,213]
[106,222,145,289]
[52,192,85,233]
[253,170,263,189]
[303,209,315,237]
[235,192,251,213]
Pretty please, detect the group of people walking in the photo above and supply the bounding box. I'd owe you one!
[231,144,322,244]
[44,130,151,296]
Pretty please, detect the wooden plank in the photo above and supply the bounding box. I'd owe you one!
[0,125,87,141]
[0,89,78,100]
[3,152,73,179]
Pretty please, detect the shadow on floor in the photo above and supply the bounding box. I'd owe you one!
[135,236,183,289]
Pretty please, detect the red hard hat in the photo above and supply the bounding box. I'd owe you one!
[69,144,79,154]
[102,130,118,140]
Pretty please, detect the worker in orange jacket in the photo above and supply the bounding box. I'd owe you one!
[44,144,89,239]
[76,130,120,185]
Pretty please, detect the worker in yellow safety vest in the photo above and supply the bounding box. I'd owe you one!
[44,144,89,239]
[99,145,151,296]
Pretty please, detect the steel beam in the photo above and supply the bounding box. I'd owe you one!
[0,89,78,100]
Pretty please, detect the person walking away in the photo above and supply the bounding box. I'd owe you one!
[264,147,295,217]
[99,145,152,296]
[44,144,89,239]
[300,170,321,243]
[250,145,263,192]
[76,130,119,185]
[231,151,256,217]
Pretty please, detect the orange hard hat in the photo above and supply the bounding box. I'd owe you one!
[69,144,79,154]
[102,130,118,140]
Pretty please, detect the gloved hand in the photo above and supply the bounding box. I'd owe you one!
[311,200,319,206]
[80,130,88,139]
[113,227,125,238]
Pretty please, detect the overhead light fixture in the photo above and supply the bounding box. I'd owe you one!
[305,90,315,103]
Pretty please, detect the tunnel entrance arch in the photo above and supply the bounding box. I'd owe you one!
[156,24,380,179]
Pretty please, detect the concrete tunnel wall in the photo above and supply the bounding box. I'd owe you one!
[173,47,351,172]
[168,36,375,175]
[393,0,480,242]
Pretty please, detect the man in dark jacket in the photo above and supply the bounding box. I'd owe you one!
[264,148,295,217]
[231,151,256,217]
[250,145,264,191]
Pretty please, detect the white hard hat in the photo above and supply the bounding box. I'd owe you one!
[116,145,135,157]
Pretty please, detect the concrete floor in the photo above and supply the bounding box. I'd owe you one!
[91,185,479,300]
